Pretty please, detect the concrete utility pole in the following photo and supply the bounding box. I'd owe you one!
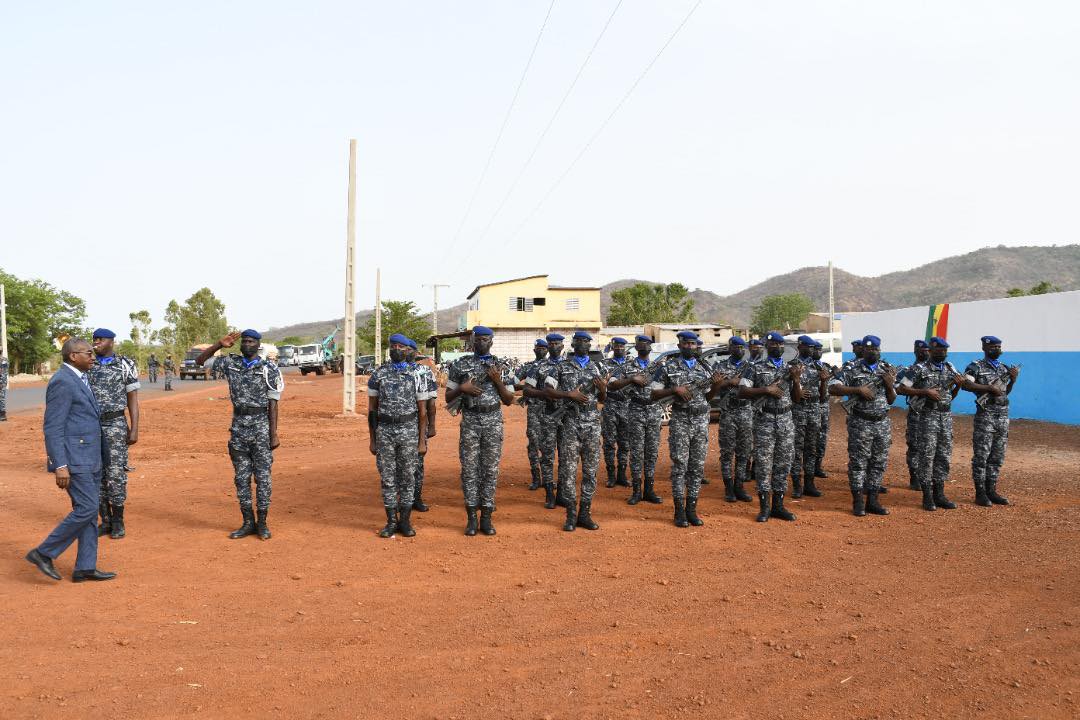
[342,139,358,415]
[828,261,835,338]
[0,283,8,361]
[423,283,450,339]
[374,268,382,363]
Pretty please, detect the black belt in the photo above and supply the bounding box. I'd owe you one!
[464,405,501,414]
[853,409,887,422]
[234,406,267,417]
[672,406,710,416]
[630,397,653,405]
[100,410,126,422]
[378,413,417,425]
[760,405,791,415]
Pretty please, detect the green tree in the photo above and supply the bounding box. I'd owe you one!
[359,301,431,358]
[160,289,230,357]
[606,283,696,325]
[276,335,307,346]
[127,309,154,369]
[0,268,87,373]
[1006,280,1061,298]
[750,293,815,336]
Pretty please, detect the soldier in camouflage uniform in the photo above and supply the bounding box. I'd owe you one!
[748,338,764,363]
[163,355,175,390]
[790,335,830,499]
[406,340,438,512]
[738,331,802,522]
[898,336,962,511]
[147,353,159,384]
[811,341,835,480]
[601,337,632,489]
[651,331,723,527]
[197,330,283,539]
[514,339,549,491]
[542,330,606,532]
[522,333,567,510]
[900,340,931,489]
[446,326,515,536]
[0,351,8,422]
[87,329,141,539]
[606,335,664,506]
[367,333,428,537]
[829,335,896,517]
[962,335,1019,507]
[710,336,753,503]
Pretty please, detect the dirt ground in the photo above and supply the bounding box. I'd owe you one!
[1,373,1077,720]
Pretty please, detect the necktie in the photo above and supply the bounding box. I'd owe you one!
[80,373,90,389]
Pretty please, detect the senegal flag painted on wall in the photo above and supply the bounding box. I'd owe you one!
[925,303,949,341]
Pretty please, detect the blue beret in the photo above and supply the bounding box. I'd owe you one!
[635,334,653,343]
[851,339,864,347]
[611,337,627,345]
[929,336,949,348]
[404,338,418,350]
[388,333,410,346]
[92,328,116,339]
[472,325,493,336]
[810,339,823,348]
[797,335,814,345]
[676,331,698,341]
[749,338,763,346]
[534,338,548,347]
[572,330,592,341]
[913,339,929,349]
[546,333,564,342]
[765,331,785,343]
[981,335,1002,345]
[729,336,747,347]
[240,329,261,340]
[862,335,881,348]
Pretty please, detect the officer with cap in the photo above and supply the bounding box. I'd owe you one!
[738,331,802,522]
[898,337,963,511]
[652,331,724,527]
[405,338,439,513]
[522,332,568,509]
[198,330,283,539]
[87,328,141,538]
[900,340,931,489]
[446,326,515,536]
[791,335,830,499]
[601,337,632,489]
[829,334,896,516]
[748,338,764,363]
[711,336,753,502]
[606,334,664,505]
[514,338,549,491]
[543,330,606,531]
[962,335,1019,507]
[147,353,159,384]
[811,340,835,480]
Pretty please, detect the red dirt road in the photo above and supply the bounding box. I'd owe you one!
[1,373,1078,719]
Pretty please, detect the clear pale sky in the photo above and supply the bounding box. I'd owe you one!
[2,1,1077,336]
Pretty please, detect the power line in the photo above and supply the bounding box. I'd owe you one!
[438,0,557,269]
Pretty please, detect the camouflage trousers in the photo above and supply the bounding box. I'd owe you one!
[846,415,891,491]
[375,421,418,509]
[229,415,274,510]
[538,410,566,487]
[414,452,426,498]
[558,412,601,505]
[915,411,953,489]
[972,409,1009,490]
[526,403,544,474]
[791,403,821,483]
[669,410,709,500]
[601,402,630,471]
[625,403,662,484]
[717,405,752,484]
[905,410,921,481]
[816,402,830,469]
[459,410,504,509]
[148,367,157,383]
[100,417,130,506]
[164,370,174,390]
[0,379,6,414]
[753,410,794,493]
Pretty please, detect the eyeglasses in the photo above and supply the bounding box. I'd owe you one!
[70,350,93,356]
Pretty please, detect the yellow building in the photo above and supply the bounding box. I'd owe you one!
[462,275,602,359]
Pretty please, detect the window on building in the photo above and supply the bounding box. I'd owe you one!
[508,296,534,312]
[533,297,546,306]
[564,297,579,312]
[468,298,479,312]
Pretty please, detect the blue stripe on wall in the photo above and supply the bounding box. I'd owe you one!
[840,352,1077,426]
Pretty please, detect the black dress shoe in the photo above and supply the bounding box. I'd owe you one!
[25,549,61,581]
[72,569,117,582]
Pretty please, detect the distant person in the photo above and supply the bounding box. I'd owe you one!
[163,355,175,390]
[513,339,549,491]
[0,350,8,421]
[25,337,116,583]
[147,353,159,383]
[962,336,1019,507]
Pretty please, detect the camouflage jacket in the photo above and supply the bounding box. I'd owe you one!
[901,359,959,412]
[832,359,894,417]
[410,362,439,402]
[543,354,605,418]
[514,358,546,406]
[602,356,631,405]
[623,356,658,406]
[964,358,1012,412]
[224,354,284,410]
[739,356,796,414]
[446,354,514,412]
[793,354,828,403]
[367,361,422,417]
[651,354,714,415]
[88,354,140,413]
[711,356,751,409]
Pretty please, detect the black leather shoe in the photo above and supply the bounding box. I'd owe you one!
[933,483,957,510]
[575,500,599,531]
[733,481,752,502]
[412,495,429,512]
[685,497,704,526]
[755,492,770,523]
[922,485,937,511]
[802,477,823,497]
[110,504,126,539]
[464,506,478,536]
[397,507,416,537]
[673,498,689,527]
[627,482,642,505]
[851,488,866,517]
[865,489,890,515]
[25,549,61,581]
[986,485,1010,505]
[479,507,496,536]
[770,492,796,521]
[543,484,557,510]
[643,479,663,504]
[563,504,577,532]
[974,486,993,507]
[98,501,112,537]
[72,569,117,582]
[378,507,398,538]
[229,507,257,539]
[256,508,271,540]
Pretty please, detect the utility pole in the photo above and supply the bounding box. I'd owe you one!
[342,139,358,415]
[374,267,382,363]
[422,283,450,339]
[0,283,8,362]
[828,260,835,338]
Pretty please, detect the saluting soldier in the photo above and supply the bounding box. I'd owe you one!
[711,336,753,503]
[87,329,140,539]
[601,337,632,489]
[514,339,549,491]
[606,335,664,505]
[962,335,1019,507]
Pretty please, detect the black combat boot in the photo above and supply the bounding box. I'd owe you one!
[722,477,737,503]
[686,496,704,526]
[643,477,663,504]
[397,506,416,537]
[412,493,429,512]
[378,507,398,538]
[528,465,542,491]
[256,508,271,539]
[673,498,689,527]
[802,475,823,497]
[563,503,577,532]
[615,464,630,487]
[933,482,956,510]
[770,492,796,521]
[230,506,257,538]
[908,471,920,491]
[98,501,112,537]
[851,488,866,517]
[479,507,496,536]
[544,483,557,509]
[756,492,770,523]
[791,474,803,499]
[878,484,889,494]
[464,506,478,536]
[986,483,1009,505]
[814,463,828,479]
[974,479,992,507]
[921,485,937,511]
[733,479,752,502]
[628,479,642,505]
[605,464,617,488]
[110,504,126,539]
[555,486,570,508]
[576,500,599,530]
[865,488,889,515]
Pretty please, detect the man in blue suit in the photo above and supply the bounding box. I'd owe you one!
[25,337,117,582]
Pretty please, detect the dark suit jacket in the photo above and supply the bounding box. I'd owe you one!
[43,365,103,473]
